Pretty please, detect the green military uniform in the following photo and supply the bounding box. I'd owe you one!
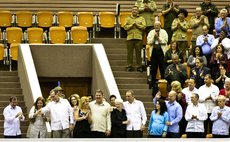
[135,0,157,36]
[124,14,146,70]
[162,3,179,43]
[200,2,218,34]
[171,18,189,61]
[190,15,209,48]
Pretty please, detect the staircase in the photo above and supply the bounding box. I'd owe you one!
[92,38,154,137]
[0,71,28,138]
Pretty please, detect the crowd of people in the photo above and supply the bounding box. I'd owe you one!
[2,0,230,139]
[123,0,230,138]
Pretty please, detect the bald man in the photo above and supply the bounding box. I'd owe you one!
[147,21,168,94]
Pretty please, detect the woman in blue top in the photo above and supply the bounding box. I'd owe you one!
[148,99,168,138]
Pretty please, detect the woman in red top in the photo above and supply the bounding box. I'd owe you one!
[219,78,230,107]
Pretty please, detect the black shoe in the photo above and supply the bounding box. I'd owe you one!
[137,67,143,72]
[126,66,134,72]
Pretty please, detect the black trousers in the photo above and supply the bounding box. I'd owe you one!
[91,131,106,138]
[4,135,21,138]
[126,130,143,138]
[186,132,204,138]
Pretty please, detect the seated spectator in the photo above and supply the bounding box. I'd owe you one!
[164,40,184,67]
[210,44,228,76]
[211,30,230,71]
[215,9,230,38]
[196,25,215,64]
[190,7,209,48]
[111,99,129,138]
[190,57,211,88]
[165,54,187,89]
[214,62,230,89]
[219,78,230,107]
[148,99,168,138]
[171,8,189,61]
[185,93,208,138]
[210,95,230,138]
[27,97,48,138]
[187,45,207,68]
[73,96,91,138]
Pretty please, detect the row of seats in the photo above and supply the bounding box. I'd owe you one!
[0,11,132,38]
[0,26,88,63]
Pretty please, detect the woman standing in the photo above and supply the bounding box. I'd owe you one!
[73,96,91,138]
[27,97,48,138]
[111,99,129,138]
[148,99,168,138]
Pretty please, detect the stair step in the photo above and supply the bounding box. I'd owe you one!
[116,77,147,84]
[0,88,22,94]
[113,71,147,78]
[118,84,149,89]
[0,95,24,101]
[111,66,127,71]
[0,71,18,76]
[92,38,126,44]
[105,49,127,54]
[0,77,19,82]
[107,54,127,60]
[109,60,127,66]
[0,82,21,88]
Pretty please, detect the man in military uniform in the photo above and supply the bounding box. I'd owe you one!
[124,6,146,72]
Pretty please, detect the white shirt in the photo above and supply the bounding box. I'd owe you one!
[3,105,25,136]
[182,87,199,104]
[89,100,111,132]
[198,84,219,113]
[185,103,208,132]
[41,98,73,131]
[147,29,168,55]
[211,37,230,59]
[123,99,147,131]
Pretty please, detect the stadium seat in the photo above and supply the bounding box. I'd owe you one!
[36,11,54,29]
[98,12,116,38]
[57,12,74,29]
[0,11,14,29]
[6,27,23,61]
[118,12,131,38]
[0,44,4,61]
[77,12,95,38]
[27,27,44,44]
[49,26,67,44]
[158,79,168,98]
[158,13,164,28]
[16,11,34,28]
[71,26,88,44]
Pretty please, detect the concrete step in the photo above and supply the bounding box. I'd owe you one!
[113,71,147,78]
[117,84,149,89]
[116,77,147,84]
[105,49,127,54]
[0,76,19,82]
[107,54,127,60]
[0,82,21,88]
[111,66,127,71]
[109,60,126,66]
[92,38,126,44]
[0,71,18,76]
[0,95,24,101]
[0,88,22,94]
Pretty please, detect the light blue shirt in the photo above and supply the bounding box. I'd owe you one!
[215,17,230,37]
[210,106,230,135]
[166,101,183,133]
[148,110,168,136]
[196,34,215,55]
